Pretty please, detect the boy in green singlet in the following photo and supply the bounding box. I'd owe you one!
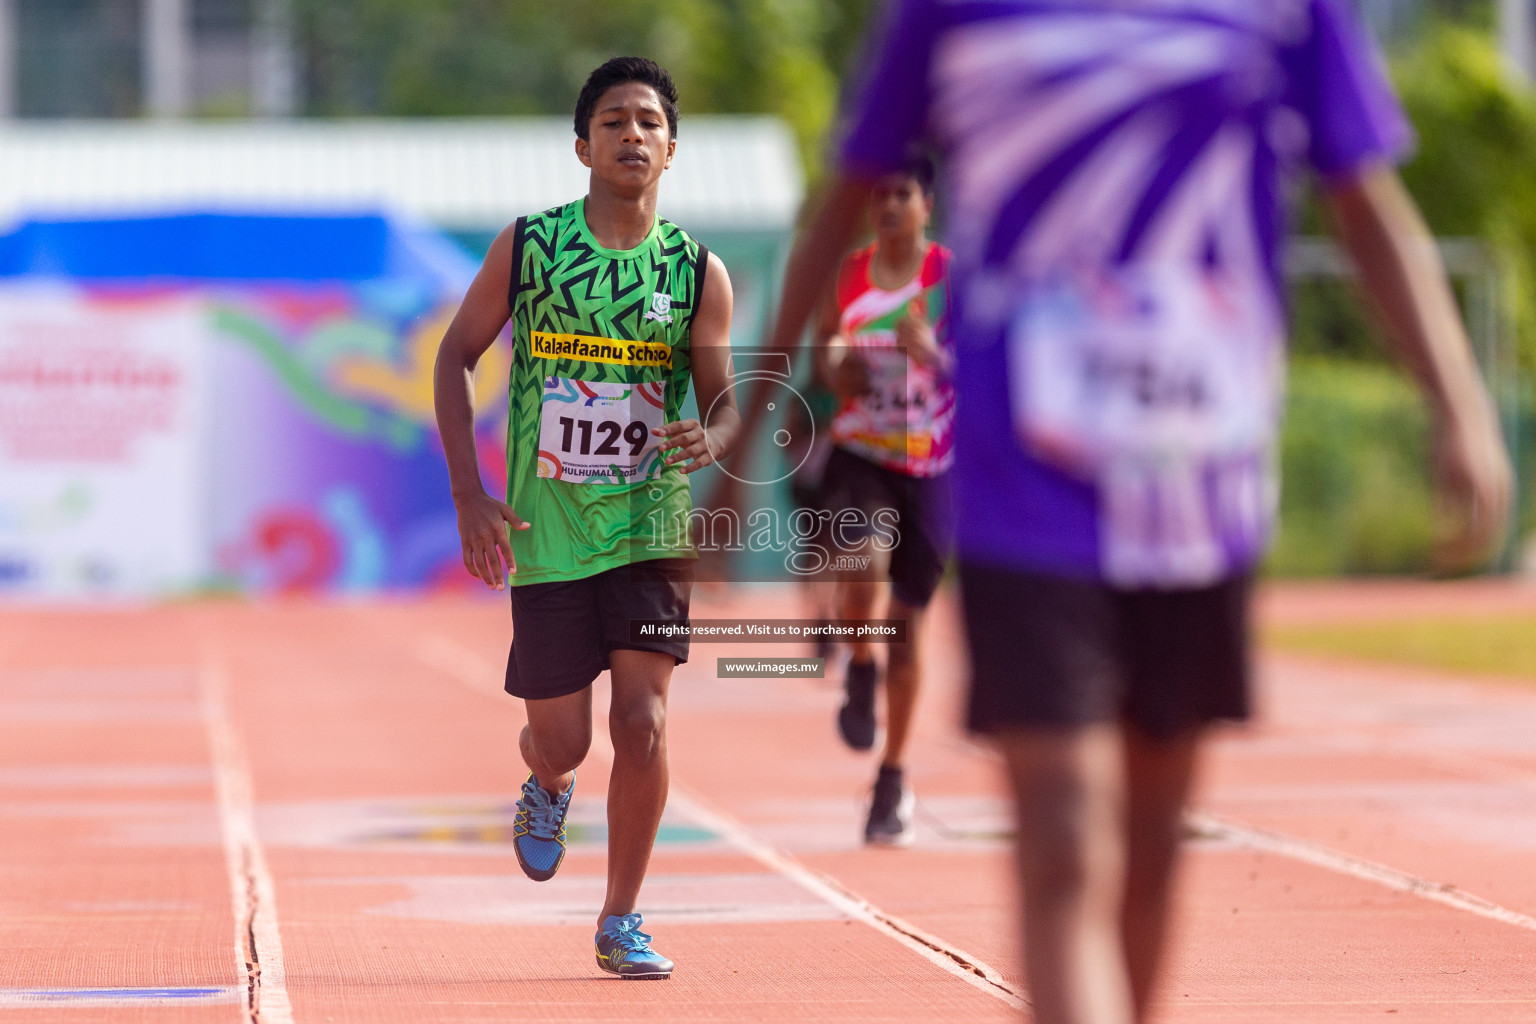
[432,57,739,981]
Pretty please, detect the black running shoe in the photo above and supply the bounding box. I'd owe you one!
[837,660,878,751]
[864,764,914,846]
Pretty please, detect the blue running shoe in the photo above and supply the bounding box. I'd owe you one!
[512,773,573,882]
[595,913,673,980]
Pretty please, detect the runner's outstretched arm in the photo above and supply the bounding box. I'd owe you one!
[741,176,872,450]
[656,251,739,471]
[433,224,530,590]
[1323,165,1513,569]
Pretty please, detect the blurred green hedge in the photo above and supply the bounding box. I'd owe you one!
[1269,358,1435,576]
[1270,355,1534,576]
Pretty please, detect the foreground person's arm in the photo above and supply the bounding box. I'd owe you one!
[1324,166,1513,570]
[739,177,873,465]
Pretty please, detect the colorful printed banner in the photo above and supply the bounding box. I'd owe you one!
[0,214,507,598]
[0,287,207,595]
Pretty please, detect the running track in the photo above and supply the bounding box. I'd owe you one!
[3,581,1536,1022]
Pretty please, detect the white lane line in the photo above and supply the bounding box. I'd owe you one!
[668,788,1027,1009]
[417,635,1027,1009]
[960,734,1536,936]
[201,655,294,1024]
[1187,810,1536,933]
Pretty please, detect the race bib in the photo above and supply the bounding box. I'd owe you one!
[1009,267,1281,472]
[537,376,667,485]
[1007,267,1283,586]
[833,347,946,465]
[860,349,919,431]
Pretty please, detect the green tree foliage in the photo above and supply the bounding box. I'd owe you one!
[1289,25,1536,369]
[1269,359,1436,576]
[291,0,844,168]
[817,0,878,79]
[1393,25,1536,372]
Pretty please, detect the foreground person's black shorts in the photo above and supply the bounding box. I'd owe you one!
[505,558,693,701]
[960,563,1252,737]
[819,446,953,609]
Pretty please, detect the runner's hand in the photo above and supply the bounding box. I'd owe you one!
[896,313,949,373]
[1432,402,1512,573]
[831,351,870,401]
[654,418,718,473]
[453,489,529,590]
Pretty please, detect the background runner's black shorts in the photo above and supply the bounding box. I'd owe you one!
[960,563,1252,737]
[819,446,953,609]
[505,558,693,701]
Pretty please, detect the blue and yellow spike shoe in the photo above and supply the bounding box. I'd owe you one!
[595,913,673,980]
[512,772,573,882]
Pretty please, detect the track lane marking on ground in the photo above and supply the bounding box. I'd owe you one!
[955,733,1536,938]
[201,647,294,1024]
[667,789,1027,1009]
[416,634,1028,1010]
[1185,810,1536,933]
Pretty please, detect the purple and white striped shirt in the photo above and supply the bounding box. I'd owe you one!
[839,0,1411,585]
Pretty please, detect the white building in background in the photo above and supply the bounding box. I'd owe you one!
[0,117,801,234]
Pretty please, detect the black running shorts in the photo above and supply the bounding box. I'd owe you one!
[819,446,953,609]
[960,563,1252,737]
[505,558,693,701]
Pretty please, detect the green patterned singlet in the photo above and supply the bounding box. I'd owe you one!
[503,198,708,585]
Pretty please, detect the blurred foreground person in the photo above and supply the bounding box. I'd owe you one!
[780,368,838,655]
[433,57,738,980]
[765,1,1511,1020]
[814,154,955,845]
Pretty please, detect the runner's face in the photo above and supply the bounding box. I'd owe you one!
[869,174,931,243]
[576,82,675,192]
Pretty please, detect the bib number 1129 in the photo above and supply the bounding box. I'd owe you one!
[537,376,667,485]
[555,415,650,458]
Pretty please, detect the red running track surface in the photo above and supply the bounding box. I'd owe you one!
[2,581,1536,1022]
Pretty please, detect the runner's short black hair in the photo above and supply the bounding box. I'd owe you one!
[904,150,937,195]
[574,57,679,141]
